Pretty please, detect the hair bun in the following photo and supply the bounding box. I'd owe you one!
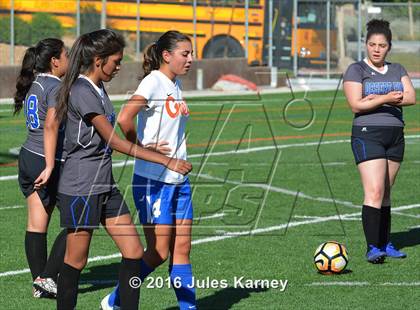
[367,19,390,31]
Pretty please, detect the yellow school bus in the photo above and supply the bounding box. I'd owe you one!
[0,0,336,68]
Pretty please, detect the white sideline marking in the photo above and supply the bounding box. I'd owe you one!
[294,215,358,221]
[0,175,18,181]
[293,215,323,219]
[307,282,369,286]
[391,204,420,211]
[392,211,420,219]
[2,135,420,182]
[193,172,361,209]
[380,282,420,286]
[0,205,24,210]
[197,213,226,220]
[0,204,418,278]
[308,281,420,287]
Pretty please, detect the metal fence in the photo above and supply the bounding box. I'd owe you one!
[0,0,419,78]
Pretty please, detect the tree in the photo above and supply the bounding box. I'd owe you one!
[0,16,31,45]
[30,13,63,44]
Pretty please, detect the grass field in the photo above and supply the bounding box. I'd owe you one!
[0,88,419,309]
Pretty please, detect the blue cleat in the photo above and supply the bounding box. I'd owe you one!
[383,242,407,258]
[366,245,386,264]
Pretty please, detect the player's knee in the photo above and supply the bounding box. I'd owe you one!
[64,256,87,270]
[366,187,384,203]
[121,243,144,259]
[174,240,191,258]
[26,221,48,233]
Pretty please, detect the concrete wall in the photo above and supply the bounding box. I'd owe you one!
[1,58,281,98]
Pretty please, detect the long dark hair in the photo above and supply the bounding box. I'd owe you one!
[366,19,392,50]
[143,30,191,78]
[14,38,64,115]
[55,29,125,122]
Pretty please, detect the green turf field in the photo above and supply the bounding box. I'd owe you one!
[0,89,419,309]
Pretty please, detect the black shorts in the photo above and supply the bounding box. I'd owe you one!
[18,147,62,207]
[58,186,130,229]
[351,126,405,165]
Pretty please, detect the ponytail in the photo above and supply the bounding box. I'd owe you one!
[14,47,36,114]
[14,38,64,115]
[143,43,161,78]
[56,36,91,122]
[142,31,191,78]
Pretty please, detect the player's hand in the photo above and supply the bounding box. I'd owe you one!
[145,141,172,155]
[34,166,54,190]
[384,91,403,104]
[166,159,192,175]
[362,94,377,101]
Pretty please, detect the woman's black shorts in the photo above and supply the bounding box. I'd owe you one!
[58,186,130,229]
[18,147,62,207]
[351,126,405,165]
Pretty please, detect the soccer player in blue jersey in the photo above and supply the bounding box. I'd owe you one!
[343,19,416,263]
[101,30,196,310]
[14,38,68,298]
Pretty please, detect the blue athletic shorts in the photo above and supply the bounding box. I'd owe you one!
[132,174,193,225]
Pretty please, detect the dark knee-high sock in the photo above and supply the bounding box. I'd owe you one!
[40,229,67,281]
[169,264,196,310]
[362,205,382,250]
[110,258,154,306]
[25,231,47,280]
[119,257,142,310]
[379,206,391,248]
[57,263,81,310]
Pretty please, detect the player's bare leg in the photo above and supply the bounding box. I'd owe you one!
[142,224,173,267]
[168,219,196,310]
[25,192,52,282]
[381,160,406,258]
[357,159,388,263]
[57,229,92,309]
[105,214,144,309]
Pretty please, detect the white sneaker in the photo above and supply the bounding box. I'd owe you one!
[32,287,43,298]
[33,276,57,298]
[100,293,120,310]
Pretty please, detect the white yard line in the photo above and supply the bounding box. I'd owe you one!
[307,281,420,287]
[192,172,361,209]
[307,282,370,286]
[1,204,418,278]
[0,205,24,210]
[2,135,420,182]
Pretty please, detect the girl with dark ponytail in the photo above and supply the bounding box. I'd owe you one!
[46,29,191,309]
[343,19,416,263]
[101,30,197,310]
[14,38,69,299]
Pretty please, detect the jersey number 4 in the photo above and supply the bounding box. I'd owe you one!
[25,94,40,129]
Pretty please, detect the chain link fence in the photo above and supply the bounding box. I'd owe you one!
[0,0,418,78]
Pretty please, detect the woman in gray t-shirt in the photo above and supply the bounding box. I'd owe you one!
[343,19,416,263]
[13,38,68,298]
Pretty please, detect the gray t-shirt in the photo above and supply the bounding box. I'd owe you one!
[22,74,66,160]
[58,77,116,196]
[343,61,408,127]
